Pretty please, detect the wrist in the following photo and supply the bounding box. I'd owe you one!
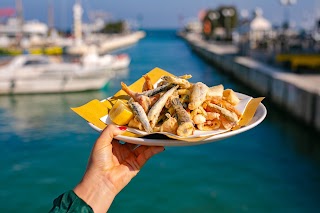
[74,170,117,213]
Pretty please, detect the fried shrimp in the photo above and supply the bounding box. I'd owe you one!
[142,74,154,91]
[121,82,151,113]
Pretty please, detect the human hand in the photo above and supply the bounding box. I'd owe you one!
[74,125,164,213]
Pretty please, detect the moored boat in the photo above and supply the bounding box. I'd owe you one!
[0,52,130,94]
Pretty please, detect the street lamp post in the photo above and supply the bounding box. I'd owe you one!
[222,8,235,40]
[207,11,220,40]
[280,0,297,29]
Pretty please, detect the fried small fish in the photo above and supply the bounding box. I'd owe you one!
[128,100,153,133]
[171,97,194,137]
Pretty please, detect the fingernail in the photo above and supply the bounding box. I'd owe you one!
[118,126,127,131]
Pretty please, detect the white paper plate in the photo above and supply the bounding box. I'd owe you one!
[88,93,267,146]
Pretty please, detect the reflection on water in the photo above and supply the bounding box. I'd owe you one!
[0,91,102,138]
[0,67,130,140]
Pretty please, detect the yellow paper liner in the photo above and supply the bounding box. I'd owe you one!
[232,97,265,131]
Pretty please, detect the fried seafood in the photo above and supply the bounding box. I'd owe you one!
[128,117,143,130]
[142,83,174,97]
[208,97,241,117]
[206,84,224,98]
[197,119,221,130]
[121,82,151,113]
[160,113,178,134]
[171,97,194,137]
[220,115,235,129]
[179,74,192,80]
[161,75,192,89]
[205,102,238,123]
[142,74,154,91]
[148,85,179,128]
[177,89,191,96]
[193,114,206,125]
[114,72,243,137]
[223,89,240,106]
[128,100,153,133]
[188,82,209,110]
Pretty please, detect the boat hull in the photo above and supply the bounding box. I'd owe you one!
[0,71,113,95]
[0,53,130,95]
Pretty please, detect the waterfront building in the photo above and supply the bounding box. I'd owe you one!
[201,6,237,41]
[0,17,48,48]
[248,8,272,49]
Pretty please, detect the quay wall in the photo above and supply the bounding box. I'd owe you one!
[183,35,320,132]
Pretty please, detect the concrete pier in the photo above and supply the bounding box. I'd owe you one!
[182,33,320,131]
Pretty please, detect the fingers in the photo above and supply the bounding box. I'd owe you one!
[132,145,148,156]
[122,145,164,172]
[136,146,164,168]
[125,143,139,151]
[96,125,126,147]
[123,143,163,159]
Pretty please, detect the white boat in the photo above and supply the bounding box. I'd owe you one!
[0,53,130,94]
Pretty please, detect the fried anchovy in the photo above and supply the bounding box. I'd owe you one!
[128,100,153,133]
[142,83,175,97]
[148,85,179,128]
[171,97,194,137]
[161,75,192,89]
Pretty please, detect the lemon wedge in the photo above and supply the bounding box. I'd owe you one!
[109,99,134,125]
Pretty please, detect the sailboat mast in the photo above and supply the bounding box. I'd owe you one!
[15,0,23,44]
[73,0,83,46]
[48,0,54,34]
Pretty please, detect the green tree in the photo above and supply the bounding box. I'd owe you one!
[100,21,125,34]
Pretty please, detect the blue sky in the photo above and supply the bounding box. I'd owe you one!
[0,0,318,30]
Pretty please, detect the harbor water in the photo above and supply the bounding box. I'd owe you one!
[1,30,320,212]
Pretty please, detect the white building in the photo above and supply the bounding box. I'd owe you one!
[0,17,48,48]
[249,8,272,49]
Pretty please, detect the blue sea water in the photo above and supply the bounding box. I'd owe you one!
[0,29,320,213]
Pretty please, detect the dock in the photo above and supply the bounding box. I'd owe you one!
[181,33,320,132]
